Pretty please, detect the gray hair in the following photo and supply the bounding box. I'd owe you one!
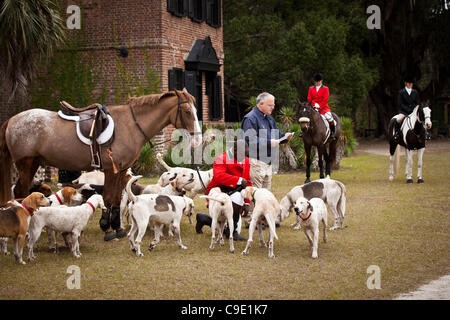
[256,92,275,105]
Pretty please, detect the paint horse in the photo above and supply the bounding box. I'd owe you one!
[0,88,201,238]
[388,102,432,183]
[297,101,341,183]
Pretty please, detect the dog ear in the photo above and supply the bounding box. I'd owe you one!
[307,201,313,212]
[169,173,178,181]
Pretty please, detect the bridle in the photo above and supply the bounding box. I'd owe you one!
[130,95,201,148]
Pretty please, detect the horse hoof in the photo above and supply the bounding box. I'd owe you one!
[305,178,311,183]
[406,179,413,184]
[417,179,424,183]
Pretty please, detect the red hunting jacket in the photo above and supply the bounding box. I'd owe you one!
[206,150,252,204]
[307,85,331,114]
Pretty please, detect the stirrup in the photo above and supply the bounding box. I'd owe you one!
[89,144,101,168]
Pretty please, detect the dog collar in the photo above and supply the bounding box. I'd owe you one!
[55,192,63,205]
[86,201,96,213]
[251,189,257,203]
[300,209,312,221]
[21,202,34,216]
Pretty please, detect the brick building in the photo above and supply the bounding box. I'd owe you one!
[0,0,225,153]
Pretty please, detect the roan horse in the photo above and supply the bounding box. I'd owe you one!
[297,101,341,183]
[388,102,432,183]
[0,88,201,237]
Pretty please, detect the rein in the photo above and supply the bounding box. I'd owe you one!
[130,96,200,148]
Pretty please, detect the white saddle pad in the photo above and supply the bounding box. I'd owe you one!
[57,111,114,145]
[319,113,330,143]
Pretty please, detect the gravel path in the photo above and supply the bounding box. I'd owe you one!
[394,275,450,300]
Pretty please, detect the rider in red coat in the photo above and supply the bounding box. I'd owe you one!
[307,73,336,140]
[196,140,251,241]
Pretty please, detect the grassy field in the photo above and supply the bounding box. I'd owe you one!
[0,140,449,300]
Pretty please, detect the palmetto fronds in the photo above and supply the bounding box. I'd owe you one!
[0,0,66,98]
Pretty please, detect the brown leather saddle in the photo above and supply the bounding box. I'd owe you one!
[59,101,114,168]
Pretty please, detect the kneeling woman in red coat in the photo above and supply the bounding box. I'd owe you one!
[195,140,251,241]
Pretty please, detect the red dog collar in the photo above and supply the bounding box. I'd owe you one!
[55,192,63,205]
[21,202,34,216]
[86,201,96,213]
[300,210,312,221]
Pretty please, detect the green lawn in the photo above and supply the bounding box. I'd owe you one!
[0,142,449,299]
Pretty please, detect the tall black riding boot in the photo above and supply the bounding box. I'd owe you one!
[329,123,336,140]
[195,213,212,234]
[225,203,247,241]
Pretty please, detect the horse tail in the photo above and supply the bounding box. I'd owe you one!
[329,139,338,169]
[156,152,172,171]
[0,119,12,205]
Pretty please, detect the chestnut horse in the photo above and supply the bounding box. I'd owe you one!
[297,101,341,183]
[0,88,201,235]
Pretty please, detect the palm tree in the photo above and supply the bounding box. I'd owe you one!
[0,0,66,98]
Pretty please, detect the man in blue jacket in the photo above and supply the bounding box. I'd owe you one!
[241,92,294,190]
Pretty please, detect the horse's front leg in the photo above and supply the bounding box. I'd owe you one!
[100,169,128,241]
[405,149,413,183]
[14,158,40,198]
[323,147,331,178]
[305,144,312,183]
[318,147,324,179]
[417,148,425,183]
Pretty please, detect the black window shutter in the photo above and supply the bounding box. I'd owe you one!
[168,69,175,91]
[214,75,222,120]
[183,0,189,16]
[188,0,195,18]
[215,0,221,27]
[167,0,175,13]
[206,0,212,25]
[184,71,196,96]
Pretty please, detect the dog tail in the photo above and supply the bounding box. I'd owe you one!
[126,175,142,203]
[266,215,279,240]
[0,119,12,205]
[156,152,172,171]
[199,195,225,206]
[335,180,346,219]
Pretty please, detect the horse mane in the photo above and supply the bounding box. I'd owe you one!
[127,90,195,108]
[127,92,177,108]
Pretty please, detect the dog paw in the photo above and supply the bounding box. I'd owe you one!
[180,245,187,250]
[260,241,267,247]
[268,254,275,259]
[329,226,339,231]
[230,248,235,253]
[312,253,318,259]
[241,251,248,255]
[209,246,215,250]
[389,176,394,181]
[137,252,144,257]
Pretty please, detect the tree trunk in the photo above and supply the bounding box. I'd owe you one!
[279,144,298,171]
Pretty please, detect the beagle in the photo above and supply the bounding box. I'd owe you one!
[0,192,50,264]
[45,187,84,251]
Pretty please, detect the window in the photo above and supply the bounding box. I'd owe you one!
[168,68,184,91]
[167,0,188,17]
[189,0,205,22]
[168,0,221,28]
[206,0,221,28]
[184,71,203,121]
[206,73,222,121]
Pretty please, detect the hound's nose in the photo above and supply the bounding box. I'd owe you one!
[294,207,299,214]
